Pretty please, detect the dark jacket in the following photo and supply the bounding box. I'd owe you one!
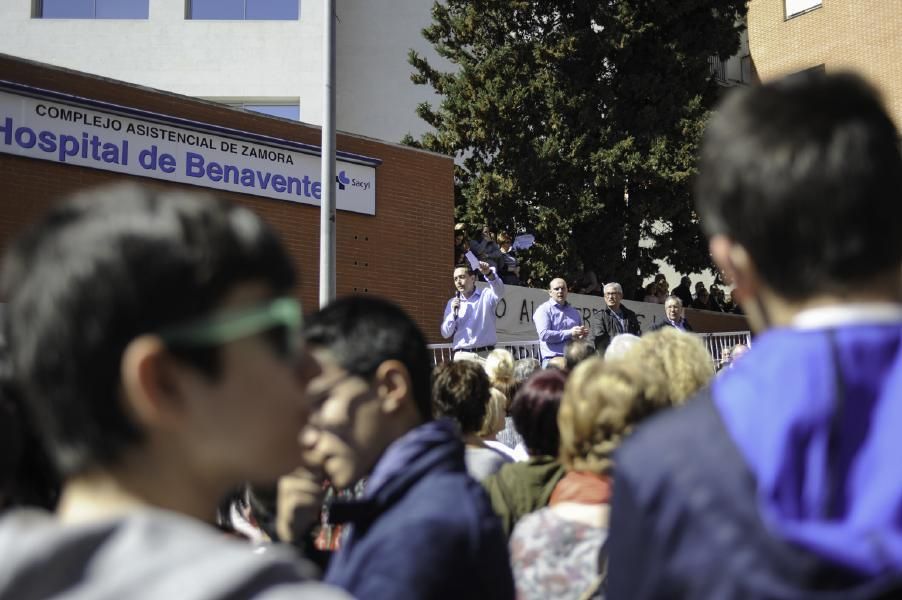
[648,318,693,332]
[482,456,566,537]
[589,305,641,354]
[325,419,514,600]
[608,322,902,599]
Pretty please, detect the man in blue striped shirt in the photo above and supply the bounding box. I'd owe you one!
[440,262,504,358]
[533,278,588,366]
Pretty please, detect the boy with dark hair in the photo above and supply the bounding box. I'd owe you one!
[299,295,514,600]
[0,183,344,599]
[608,73,902,597]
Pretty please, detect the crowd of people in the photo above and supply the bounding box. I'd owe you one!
[1,72,901,600]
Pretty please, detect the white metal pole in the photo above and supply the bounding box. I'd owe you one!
[319,0,337,306]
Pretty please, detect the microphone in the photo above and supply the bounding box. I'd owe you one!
[453,290,461,318]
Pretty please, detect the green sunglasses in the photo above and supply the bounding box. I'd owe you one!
[158,297,303,359]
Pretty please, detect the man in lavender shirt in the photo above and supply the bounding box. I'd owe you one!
[533,278,589,366]
[441,261,505,359]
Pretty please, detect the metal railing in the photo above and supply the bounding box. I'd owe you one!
[698,331,752,368]
[427,340,542,365]
[428,331,751,367]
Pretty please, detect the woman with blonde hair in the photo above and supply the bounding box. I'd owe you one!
[484,349,526,457]
[482,388,519,461]
[509,358,669,600]
[618,327,715,406]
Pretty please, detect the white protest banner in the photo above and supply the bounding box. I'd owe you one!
[475,283,667,342]
[0,83,378,214]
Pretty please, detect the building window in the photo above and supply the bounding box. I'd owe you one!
[785,0,822,19]
[225,102,301,121]
[188,0,299,20]
[36,0,149,19]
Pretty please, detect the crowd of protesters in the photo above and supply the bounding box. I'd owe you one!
[2,71,902,600]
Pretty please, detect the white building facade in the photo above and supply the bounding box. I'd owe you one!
[0,0,444,143]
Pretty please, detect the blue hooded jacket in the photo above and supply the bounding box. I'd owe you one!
[607,316,902,599]
[324,418,514,600]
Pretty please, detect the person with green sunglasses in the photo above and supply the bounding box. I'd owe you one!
[0,183,347,599]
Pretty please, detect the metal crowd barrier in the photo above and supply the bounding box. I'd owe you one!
[427,331,751,367]
[427,340,542,365]
[697,331,752,368]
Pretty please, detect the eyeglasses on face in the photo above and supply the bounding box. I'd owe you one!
[157,297,303,361]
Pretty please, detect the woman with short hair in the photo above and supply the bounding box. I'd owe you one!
[509,359,670,600]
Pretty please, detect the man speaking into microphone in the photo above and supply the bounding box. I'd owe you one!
[441,259,504,359]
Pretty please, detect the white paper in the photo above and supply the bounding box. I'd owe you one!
[465,250,480,271]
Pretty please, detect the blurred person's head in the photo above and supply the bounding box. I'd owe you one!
[484,349,514,386]
[0,183,305,491]
[697,72,902,330]
[564,339,594,372]
[496,231,512,250]
[510,369,566,457]
[730,343,750,364]
[432,360,491,436]
[454,222,466,244]
[558,358,669,475]
[618,328,714,406]
[603,333,641,361]
[301,296,432,489]
[484,349,515,410]
[478,388,508,440]
[604,283,624,311]
[546,356,568,371]
[720,347,732,367]
[513,357,541,385]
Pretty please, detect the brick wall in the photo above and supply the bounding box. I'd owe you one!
[0,54,455,341]
[747,0,902,129]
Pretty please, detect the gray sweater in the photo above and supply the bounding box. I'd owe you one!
[0,508,349,600]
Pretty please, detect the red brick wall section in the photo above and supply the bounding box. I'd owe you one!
[747,0,902,130]
[0,54,455,341]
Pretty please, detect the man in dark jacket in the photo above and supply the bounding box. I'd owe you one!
[300,296,515,600]
[589,282,641,354]
[648,296,693,332]
[607,73,902,598]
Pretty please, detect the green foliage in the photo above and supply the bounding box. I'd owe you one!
[408,0,746,291]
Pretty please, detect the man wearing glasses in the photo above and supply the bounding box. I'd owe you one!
[649,296,694,332]
[588,282,641,354]
[0,183,345,598]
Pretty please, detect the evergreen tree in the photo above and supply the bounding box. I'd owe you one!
[407,0,746,291]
